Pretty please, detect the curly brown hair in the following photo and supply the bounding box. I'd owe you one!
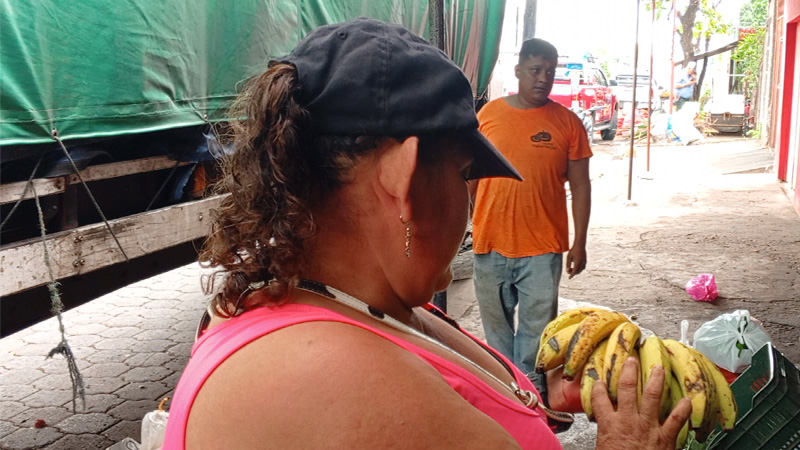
[200,62,387,316]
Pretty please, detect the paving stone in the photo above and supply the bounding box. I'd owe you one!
[65,313,111,326]
[55,412,117,434]
[81,363,130,379]
[0,420,14,439]
[10,405,72,428]
[0,401,27,420]
[85,350,132,365]
[166,342,193,357]
[22,389,76,409]
[104,314,145,328]
[161,372,181,389]
[8,343,57,357]
[107,399,156,421]
[125,352,174,368]
[165,359,190,373]
[64,323,108,336]
[139,308,181,320]
[122,367,171,383]
[83,377,127,394]
[103,419,141,444]
[0,426,63,449]
[81,394,124,414]
[130,339,175,353]
[98,327,141,339]
[0,368,44,385]
[47,433,112,450]
[114,382,170,401]
[132,329,178,341]
[20,331,63,345]
[138,317,176,330]
[63,333,103,348]
[114,287,155,299]
[1,354,52,372]
[142,299,183,309]
[0,384,36,402]
[32,374,75,391]
[93,338,139,351]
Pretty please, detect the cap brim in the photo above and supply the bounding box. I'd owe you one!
[464,129,522,181]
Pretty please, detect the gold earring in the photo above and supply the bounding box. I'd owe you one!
[401,215,411,258]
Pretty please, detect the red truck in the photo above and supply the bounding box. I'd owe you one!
[549,57,619,141]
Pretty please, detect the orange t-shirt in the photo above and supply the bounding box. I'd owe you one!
[472,98,592,258]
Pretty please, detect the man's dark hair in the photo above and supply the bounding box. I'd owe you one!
[519,38,559,64]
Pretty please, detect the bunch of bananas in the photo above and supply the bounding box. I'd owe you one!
[535,307,737,448]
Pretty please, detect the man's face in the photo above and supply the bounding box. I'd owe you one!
[515,55,556,108]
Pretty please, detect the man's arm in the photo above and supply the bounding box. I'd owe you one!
[566,157,591,279]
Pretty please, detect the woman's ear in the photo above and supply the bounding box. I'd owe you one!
[375,136,419,222]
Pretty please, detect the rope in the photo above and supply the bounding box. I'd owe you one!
[51,129,128,261]
[32,183,86,413]
[0,152,45,231]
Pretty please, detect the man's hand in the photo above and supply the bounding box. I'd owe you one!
[566,245,587,279]
[593,358,692,450]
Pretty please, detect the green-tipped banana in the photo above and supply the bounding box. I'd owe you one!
[563,310,630,380]
[640,335,673,422]
[663,339,708,429]
[688,347,719,443]
[691,349,737,431]
[602,321,642,402]
[579,338,609,420]
[668,374,690,449]
[538,307,606,354]
[535,323,580,372]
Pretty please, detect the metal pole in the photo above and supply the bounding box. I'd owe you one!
[428,0,445,50]
[628,0,642,201]
[668,0,677,113]
[428,0,448,313]
[647,0,655,172]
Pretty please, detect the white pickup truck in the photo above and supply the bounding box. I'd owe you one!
[612,73,663,112]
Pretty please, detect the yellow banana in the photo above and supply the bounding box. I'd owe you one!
[668,374,690,449]
[602,321,642,402]
[689,347,719,443]
[538,307,606,354]
[563,310,630,379]
[640,335,673,422]
[663,339,708,429]
[535,323,580,372]
[691,348,737,431]
[579,338,609,421]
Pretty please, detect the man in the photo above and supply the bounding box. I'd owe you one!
[674,63,697,111]
[471,38,592,381]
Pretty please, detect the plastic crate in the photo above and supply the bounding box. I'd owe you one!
[689,343,800,450]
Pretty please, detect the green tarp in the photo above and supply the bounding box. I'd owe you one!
[0,0,505,146]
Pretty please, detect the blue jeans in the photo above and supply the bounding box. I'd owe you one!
[473,251,562,377]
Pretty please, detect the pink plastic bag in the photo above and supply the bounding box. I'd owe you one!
[686,273,718,301]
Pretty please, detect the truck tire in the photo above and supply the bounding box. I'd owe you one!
[601,109,618,140]
[586,113,594,144]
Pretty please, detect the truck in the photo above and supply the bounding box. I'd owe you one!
[612,72,663,112]
[0,0,506,332]
[549,57,619,142]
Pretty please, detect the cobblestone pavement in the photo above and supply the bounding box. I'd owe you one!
[0,264,212,449]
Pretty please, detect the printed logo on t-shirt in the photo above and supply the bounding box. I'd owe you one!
[530,131,552,142]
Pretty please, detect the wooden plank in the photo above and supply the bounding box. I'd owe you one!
[0,178,65,205]
[0,156,190,205]
[0,195,224,296]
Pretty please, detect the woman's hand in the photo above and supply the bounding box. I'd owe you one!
[593,357,692,450]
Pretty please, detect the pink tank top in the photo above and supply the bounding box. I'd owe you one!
[163,303,562,449]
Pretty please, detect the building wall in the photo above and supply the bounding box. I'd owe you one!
[777,0,800,212]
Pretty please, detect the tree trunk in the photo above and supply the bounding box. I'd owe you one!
[677,0,700,67]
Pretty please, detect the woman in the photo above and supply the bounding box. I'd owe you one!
[163,18,690,449]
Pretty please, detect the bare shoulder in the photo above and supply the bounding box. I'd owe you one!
[186,320,521,449]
